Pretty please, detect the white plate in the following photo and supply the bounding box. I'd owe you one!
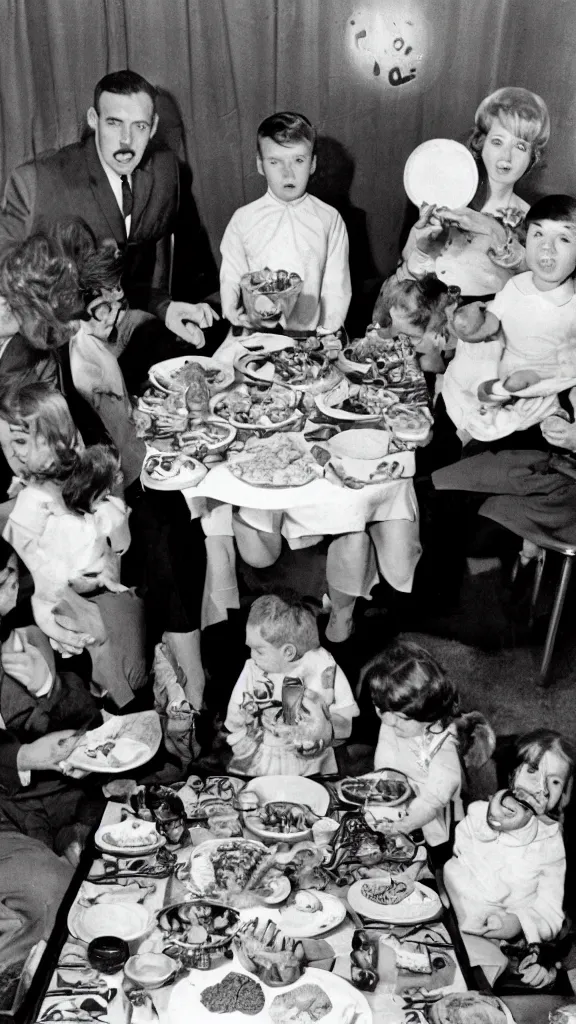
[279,891,346,938]
[95,819,165,857]
[243,776,330,843]
[149,355,235,394]
[210,384,302,433]
[490,375,576,399]
[348,876,442,924]
[328,429,390,460]
[315,384,383,423]
[142,451,208,491]
[68,901,153,943]
[167,960,371,1024]
[403,139,479,208]
[336,770,413,808]
[64,711,162,773]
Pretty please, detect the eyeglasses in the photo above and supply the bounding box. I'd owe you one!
[89,295,128,322]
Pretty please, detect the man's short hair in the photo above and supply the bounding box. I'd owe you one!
[247,593,320,658]
[526,194,576,228]
[257,111,316,157]
[94,70,157,114]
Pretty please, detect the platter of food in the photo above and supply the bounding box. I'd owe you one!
[243,776,329,816]
[236,338,344,395]
[337,770,413,808]
[63,711,162,774]
[95,819,165,857]
[244,802,320,843]
[279,891,346,938]
[315,383,397,422]
[158,900,240,953]
[142,451,208,490]
[428,992,514,1024]
[167,960,372,1024]
[226,433,321,488]
[211,382,302,432]
[384,404,432,444]
[185,839,291,907]
[348,875,442,924]
[149,355,234,395]
[403,138,479,208]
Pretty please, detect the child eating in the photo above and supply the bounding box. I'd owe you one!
[363,641,462,853]
[224,593,358,776]
[442,194,576,441]
[220,111,351,334]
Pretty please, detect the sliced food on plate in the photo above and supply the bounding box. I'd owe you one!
[211,382,300,430]
[149,355,234,395]
[227,434,321,487]
[186,839,290,907]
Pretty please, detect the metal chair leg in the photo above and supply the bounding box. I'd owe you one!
[528,549,547,630]
[538,554,574,687]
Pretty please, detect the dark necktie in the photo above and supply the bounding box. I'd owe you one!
[121,175,133,218]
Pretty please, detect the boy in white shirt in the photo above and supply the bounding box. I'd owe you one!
[220,112,351,334]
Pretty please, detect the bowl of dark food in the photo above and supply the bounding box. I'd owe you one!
[241,268,303,329]
[158,900,240,968]
[337,770,412,808]
[244,800,321,844]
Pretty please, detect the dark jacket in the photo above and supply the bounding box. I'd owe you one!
[0,135,179,316]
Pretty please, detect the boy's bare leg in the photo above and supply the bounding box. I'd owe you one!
[164,629,205,711]
[326,532,375,641]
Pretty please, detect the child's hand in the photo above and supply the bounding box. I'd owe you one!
[1,631,53,695]
[294,737,326,759]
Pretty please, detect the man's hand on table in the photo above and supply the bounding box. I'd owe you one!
[17,730,82,772]
[166,300,220,347]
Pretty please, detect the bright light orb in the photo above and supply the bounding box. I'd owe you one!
[345,2,431,93]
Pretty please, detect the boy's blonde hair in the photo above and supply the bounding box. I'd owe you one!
[470,87,550,168]
[247,593,319,658]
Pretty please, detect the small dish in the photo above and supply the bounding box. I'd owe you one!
[95,819,166,858]
[124,951,176,988]
[348,876,442,924]
[87,935,129,973]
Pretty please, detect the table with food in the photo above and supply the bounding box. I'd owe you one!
[134,329,432,623]
[28,754,546,1024]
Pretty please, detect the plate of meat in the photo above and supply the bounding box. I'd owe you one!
[149,355,234,395]
[348,875,442,924]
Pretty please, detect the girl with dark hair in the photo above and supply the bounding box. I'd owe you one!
[363,640,462,848]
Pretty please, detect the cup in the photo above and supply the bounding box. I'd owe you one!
[87,935,130,974]
[311,817,339,849]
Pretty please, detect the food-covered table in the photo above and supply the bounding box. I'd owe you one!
[32,772,479,1024]
[135,332,431,628]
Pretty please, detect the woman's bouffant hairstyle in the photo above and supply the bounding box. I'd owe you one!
[469,87,550,168]
[362,641,460,729]
[0,379,119,513]
[53,219,123,305]
[247,592,320,659]
[0,233,84,349]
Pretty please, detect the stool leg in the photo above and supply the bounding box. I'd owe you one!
[538,554,574,687]
[529,549,547,631]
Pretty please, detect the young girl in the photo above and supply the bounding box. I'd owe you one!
[363,641,462,851]
[225,593,359,776]
[0,380,146,707]
[371,274,460,374]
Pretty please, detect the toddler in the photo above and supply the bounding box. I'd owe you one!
[442,194,576,440]
[364,641,462,849]
[371,274,460,373]
[0,380,145,707]
[220,111,351,334]
[224,594,358,776]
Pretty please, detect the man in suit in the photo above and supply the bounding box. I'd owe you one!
[0,70,217,346]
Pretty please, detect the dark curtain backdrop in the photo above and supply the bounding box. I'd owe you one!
[2,0,576,289]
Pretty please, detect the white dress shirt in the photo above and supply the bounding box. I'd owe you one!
[220,190,351,332]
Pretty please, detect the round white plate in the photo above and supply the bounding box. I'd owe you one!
[167,960,371,1024]
[315,386,383,424]
[149,355,234,394]
[66,729,160,774]
[403,139,479,208]
[491,375,576,399]
[243,776,330,843]
[279,891,346,938]
[336,770,412,808]
[68,901,153,943]
[328,429,390,460]
[348,876,442,924]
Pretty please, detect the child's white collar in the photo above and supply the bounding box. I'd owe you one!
[266,188,309,208]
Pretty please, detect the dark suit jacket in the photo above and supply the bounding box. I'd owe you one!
[0,135,179,317]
